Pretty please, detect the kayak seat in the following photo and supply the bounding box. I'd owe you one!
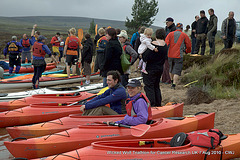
[73,92,80,96]
[146,120,155,125]
[0,93,8,97]
[165,117,185,120]
[157,132,187,147]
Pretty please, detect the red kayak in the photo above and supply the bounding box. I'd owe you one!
[4,63,56,73]
[41,132,240,160]
[4,112,215,159]
[0,91,95,112]
[0,92,96,128]
[6,103,184,139]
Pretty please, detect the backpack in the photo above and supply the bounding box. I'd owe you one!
[8,42,18,52]
[121,45,131,72]
[187,129,225,160]
[22,39,30,48]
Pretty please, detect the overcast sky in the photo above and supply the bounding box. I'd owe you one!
[0,0,239,30]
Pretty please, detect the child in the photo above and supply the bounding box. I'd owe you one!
[138,28,158,74]
[58,35,65,62]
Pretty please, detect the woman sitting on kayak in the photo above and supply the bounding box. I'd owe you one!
[109,79,152,126]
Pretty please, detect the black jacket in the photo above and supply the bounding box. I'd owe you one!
[165,23,176,36]
[142,43,168,71]
[101,39,123,77]
[81,38,93,64]
[191,21,197,38]
[196,17,208,34]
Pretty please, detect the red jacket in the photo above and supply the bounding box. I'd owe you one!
[165,29,191,58]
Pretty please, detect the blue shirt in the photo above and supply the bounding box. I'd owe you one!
[85,83,127,114]
[31,36,37,44]
[130,32,140,47]
[20,38,33,52]
[115,93,149,126]
[3,41,22,56]
[32,42,51,60]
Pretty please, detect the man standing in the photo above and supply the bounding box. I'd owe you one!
[194,10,208,55]
[3,36,22,74]
[51,32,61,63]
[191,15,199,54]
[221,11,236,49]
[207,8,218,55]
[165,23,191,89]
[20,34,33,63]
[162,17,176,84]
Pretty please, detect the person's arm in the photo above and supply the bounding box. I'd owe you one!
[31,24,37,37]
[18,42,23,53]
[115,99,148,126]
[85,87,127,110]
[3,43,9,57]
[125,45,138,65]
[221,19,227,39]
[102,43,114,70]
[81,42,89,63]
[98,39,108,48]
[144,39,156,51]
[204,19,209,34]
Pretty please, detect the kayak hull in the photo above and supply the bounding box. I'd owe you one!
[0,72,101,90]
[0,92,95,127]
[41,133,240,160]
[4,112,215,159]
[4,63,56,73]
[7,103,184,139]
[0,90,100,112]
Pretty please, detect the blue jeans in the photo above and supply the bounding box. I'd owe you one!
[191,36,196,54]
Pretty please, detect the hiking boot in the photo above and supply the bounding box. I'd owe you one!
[171,84,176,90]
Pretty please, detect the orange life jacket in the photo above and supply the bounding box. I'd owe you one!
[32,42,46,58]
[125,93,152,121]
[22,39,30,48]
[67,37,79,51]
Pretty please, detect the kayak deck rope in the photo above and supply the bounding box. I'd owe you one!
[41,118,63,127]
[52,150,80,160]
[10,98,27,104]
[44,130,70,140]
[5,108,23,115]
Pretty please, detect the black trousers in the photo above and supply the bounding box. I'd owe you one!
[223,38,234,49]
[143,69,163,107]
[32,65,46,88]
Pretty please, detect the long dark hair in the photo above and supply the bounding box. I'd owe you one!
[106,28,117,40]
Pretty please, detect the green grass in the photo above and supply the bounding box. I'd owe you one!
[181,43,240,99]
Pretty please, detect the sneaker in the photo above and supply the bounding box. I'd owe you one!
[171,84,176,90]
[141,69,148,74]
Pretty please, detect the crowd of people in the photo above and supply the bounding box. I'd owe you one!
[0,9,238,126]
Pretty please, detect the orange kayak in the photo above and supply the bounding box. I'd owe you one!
[6,103,184,139]
[4,63,56,73]
[4,112,215,159]
[41,132,240,160]
[0,92,96,128]
[0,91,94,112]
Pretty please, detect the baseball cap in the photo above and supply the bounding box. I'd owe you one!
[165,17,174,23]
[126,79,142,87]
[117,30,128,39]
[176,23,183,29]
[38,35,47,41]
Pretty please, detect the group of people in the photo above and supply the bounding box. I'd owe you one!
[1,9,238,127]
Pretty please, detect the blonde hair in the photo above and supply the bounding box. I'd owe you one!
[144,28,153,36]
[69,28,76,35]
[98,28,106,35]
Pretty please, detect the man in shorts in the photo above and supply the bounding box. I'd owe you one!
[50,32,61,63]
[64,28,82,78]
[165,23,191,89]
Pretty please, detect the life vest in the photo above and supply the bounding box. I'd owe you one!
[8,42,18,52]
[67,37,79,51]
[125,93,152,121]
[22,39,30,48]
[32,42,46,58]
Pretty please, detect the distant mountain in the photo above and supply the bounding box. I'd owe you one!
[0,16,160,35]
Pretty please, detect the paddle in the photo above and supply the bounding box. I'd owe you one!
[78,29,83,43]
[103,122,150,137]
[67,94,97,106]
[95,24,98,36]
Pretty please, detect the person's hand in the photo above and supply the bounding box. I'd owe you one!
[222,36,226,39]
[106,121,114,125]
[192,29,196,33]
[80,105,85,112]
[154,48,158,52]
[80,45,83,50]
[195,34,197,38]
[33,24,37,29]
